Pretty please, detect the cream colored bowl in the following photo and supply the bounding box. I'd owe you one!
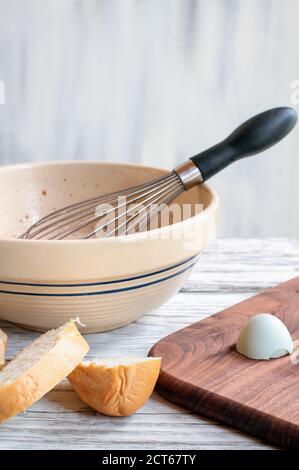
[0,161,218,332]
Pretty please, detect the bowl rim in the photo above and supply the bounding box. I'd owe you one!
[0,160,219,245]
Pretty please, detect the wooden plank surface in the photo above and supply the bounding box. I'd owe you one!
[0,238,298,449]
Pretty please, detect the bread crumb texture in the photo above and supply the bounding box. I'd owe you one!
[0,330,7,370]
[0,321,89,424]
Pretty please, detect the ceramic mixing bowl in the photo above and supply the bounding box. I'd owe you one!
[0,161,218,332]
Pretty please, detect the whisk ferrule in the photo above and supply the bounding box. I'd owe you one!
[174,160,203,190]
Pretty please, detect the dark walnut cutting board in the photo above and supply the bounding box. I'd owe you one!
[150,277,299,449]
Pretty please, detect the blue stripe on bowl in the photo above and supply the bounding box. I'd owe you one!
[0,262,195,297]
[0,254,198,288]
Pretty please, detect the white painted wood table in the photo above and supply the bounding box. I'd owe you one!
[1,238,298,450]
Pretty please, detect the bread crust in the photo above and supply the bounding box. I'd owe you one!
[68,358,161,416]
[0,322,89,423]
[0,330,7,370]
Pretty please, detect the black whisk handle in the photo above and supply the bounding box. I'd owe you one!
[190,107,297,181]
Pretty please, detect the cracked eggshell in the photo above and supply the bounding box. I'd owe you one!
[236,313,294,360]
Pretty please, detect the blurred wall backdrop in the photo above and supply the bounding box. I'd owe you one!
[0,0,298,237]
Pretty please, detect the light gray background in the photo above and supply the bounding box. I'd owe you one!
[0,0,298,236]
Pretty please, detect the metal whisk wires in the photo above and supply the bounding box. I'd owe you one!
[20,171,184,240]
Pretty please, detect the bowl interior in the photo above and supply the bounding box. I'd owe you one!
[0,162,215,239]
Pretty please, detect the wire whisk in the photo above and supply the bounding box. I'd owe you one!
[20,108,297,240]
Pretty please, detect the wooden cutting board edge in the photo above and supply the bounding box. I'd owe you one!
[152,367,298,449]
[149,277,299,449]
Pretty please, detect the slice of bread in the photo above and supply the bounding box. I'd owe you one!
[0,321,89,424]
[0,330,7,370]
[68,357,161,416]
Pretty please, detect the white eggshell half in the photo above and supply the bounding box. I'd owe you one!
[236,313,294,360]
